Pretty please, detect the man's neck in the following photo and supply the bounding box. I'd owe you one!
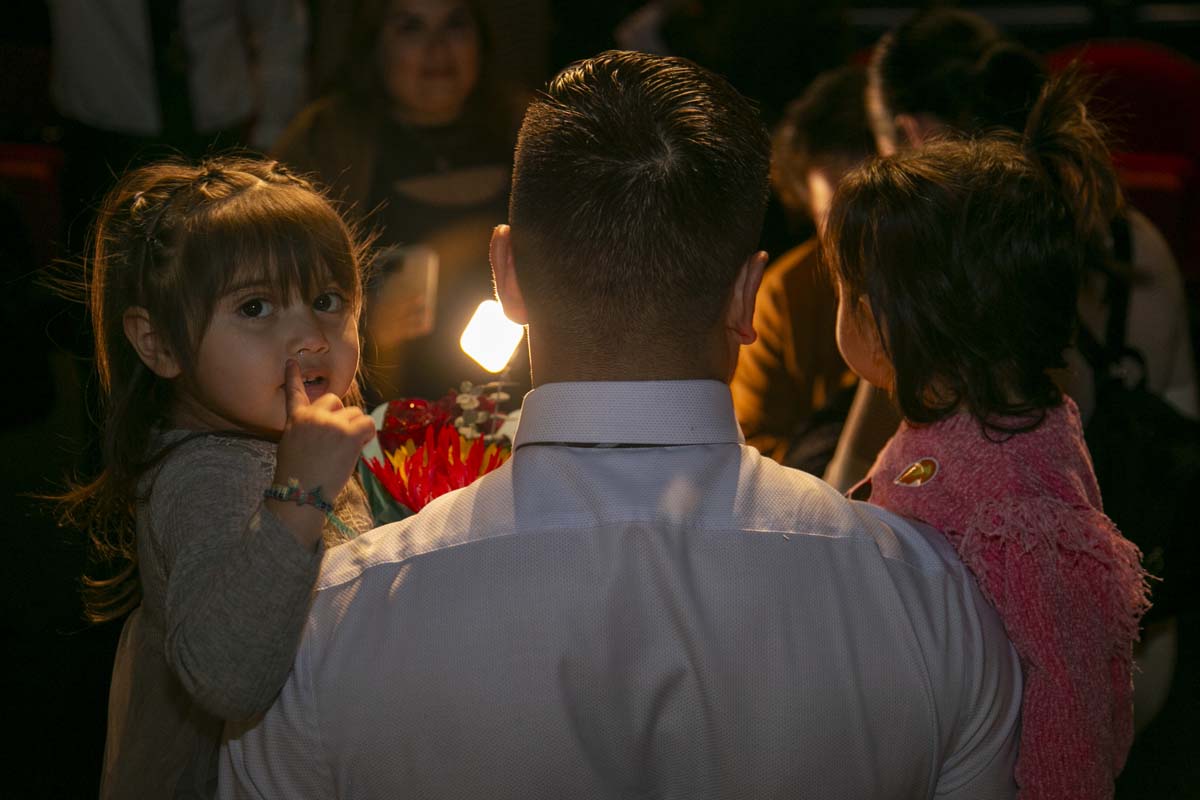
[531,362,727,386]
[526,333,732,386]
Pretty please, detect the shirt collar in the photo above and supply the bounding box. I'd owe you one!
[513,380,745,449]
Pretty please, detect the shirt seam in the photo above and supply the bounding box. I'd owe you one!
[302,615,336,793]
[319,521,927,593]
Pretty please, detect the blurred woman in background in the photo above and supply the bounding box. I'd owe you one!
[276,0,528,401]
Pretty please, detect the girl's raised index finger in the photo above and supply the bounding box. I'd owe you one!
[284,359,309,417]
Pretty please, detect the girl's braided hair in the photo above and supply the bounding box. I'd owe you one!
[58,155,368,622]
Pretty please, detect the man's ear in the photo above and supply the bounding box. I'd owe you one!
[725,250,768,345]
[123,307,182,378]
[489,224,528,325]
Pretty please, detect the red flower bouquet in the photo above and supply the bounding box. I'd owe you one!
[359,382,515,522]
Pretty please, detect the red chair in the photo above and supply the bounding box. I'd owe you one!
[1047,40,1200,287]
[0,142,64,271]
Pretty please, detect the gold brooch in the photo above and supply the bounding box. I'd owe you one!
[894,457,939,487]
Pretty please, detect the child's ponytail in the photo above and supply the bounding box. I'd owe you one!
[969,40,1046,134]
[1021,66,1123,253]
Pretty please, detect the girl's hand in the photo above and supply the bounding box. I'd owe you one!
[267,360,376,549]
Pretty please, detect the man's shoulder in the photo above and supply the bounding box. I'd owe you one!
[317,461,517,592]
[299,444,1019,795]
[318,446,977,597]
[736,452,974,582]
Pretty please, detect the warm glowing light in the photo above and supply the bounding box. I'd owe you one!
[460,300,523,373]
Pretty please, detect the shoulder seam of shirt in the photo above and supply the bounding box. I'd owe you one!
[318,517,931,595]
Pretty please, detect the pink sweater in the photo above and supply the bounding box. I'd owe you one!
[861,397,1149,800]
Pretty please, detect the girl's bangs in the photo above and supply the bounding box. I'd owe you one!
[165,182,364,371]
[225,186,362,303]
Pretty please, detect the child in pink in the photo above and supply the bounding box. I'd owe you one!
[824,71,1150,799]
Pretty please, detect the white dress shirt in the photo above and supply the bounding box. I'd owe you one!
[221,380,1021,799]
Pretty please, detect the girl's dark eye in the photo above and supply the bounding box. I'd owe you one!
[313,292,345,313]
[238,298,273,318]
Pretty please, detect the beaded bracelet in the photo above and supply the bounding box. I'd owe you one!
[264,478,355,539]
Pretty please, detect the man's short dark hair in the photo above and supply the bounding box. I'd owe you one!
[509,50,770,347]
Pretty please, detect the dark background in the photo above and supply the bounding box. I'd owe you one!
[3,2,1198,796]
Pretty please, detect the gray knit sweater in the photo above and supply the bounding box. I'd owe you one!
[99,433,371,799]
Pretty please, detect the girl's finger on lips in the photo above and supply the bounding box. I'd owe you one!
[311,393,344,412]
[335,409,371,430]
[337,411,374,437]
[345,410,372,429]
[283,359,310,416]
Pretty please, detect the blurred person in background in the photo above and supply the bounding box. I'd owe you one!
[50,0,309,237]
[731,65,872,473]
[48,0,312,483]
[306,0,551,101]
[275,0,528,402]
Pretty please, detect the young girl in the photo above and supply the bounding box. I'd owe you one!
[824,74,1151,799]
[59,157,378,798]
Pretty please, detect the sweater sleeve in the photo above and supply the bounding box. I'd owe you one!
[955,497,1149,800]
[148,437,324,720]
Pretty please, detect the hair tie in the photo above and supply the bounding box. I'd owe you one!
[194,166,227,192]
[141,183,187,248]
[129,190,152,223]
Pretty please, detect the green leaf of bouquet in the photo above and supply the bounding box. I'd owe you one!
[357,460,415,526]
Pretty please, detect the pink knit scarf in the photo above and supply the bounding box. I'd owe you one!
[861,397,1150,800]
